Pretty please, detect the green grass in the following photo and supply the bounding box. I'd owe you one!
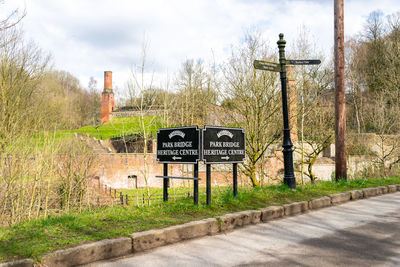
[36,116,164,143]
[0,176,399,263]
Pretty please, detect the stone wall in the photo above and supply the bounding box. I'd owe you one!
[112,109,164,118]
[94,153,251,189]
[94,152,379,189]
[94,152,398,189]
[92,134,399,189]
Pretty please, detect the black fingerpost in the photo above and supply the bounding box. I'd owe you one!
[254,34,320,190]
[277,33,296,190]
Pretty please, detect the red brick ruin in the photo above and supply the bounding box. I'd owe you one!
[101,71,114,124]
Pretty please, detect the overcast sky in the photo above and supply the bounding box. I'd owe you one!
[1,0,399,94]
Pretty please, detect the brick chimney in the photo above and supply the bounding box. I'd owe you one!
[287,66,298,142]
[101,71,114,124]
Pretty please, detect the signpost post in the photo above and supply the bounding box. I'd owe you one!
[202,126,245,203]
[254,33,321,190]
[156,126,245,205]
[156,126,201,204]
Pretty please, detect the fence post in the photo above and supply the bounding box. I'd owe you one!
[142,194,145,205]
[125,194,129,205]
[120,192,123,205]
[114,189,117,198]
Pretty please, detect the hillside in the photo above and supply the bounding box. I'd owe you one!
[56,116,164,140]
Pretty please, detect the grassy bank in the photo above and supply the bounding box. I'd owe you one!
[0,176,399,263]
[71,116,163,140]
[36,116,163,143]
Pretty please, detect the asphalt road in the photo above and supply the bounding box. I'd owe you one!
[88,192,400,267]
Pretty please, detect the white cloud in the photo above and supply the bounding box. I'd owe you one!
[1,0,399,94]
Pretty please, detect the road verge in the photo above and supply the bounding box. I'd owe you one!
[2,184,399,267]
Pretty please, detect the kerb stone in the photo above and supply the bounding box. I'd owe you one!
[41,237,132,267]
[260,206,284,222]
[218,213,239,232]
[0,259,34,267]
[350,190,363,200]
[283,201,308,216]
[377,186,388,195]
[308,197,331,209]
[162,218,219,244]
[363,187,379,198]
[218,210,259,232]
[249,210,262,224]
[387,185,397,193]
[236,210,262,225]
[329,192,351,205]
[131,230,166,252]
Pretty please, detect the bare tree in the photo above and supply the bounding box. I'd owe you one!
[0,28,49,146]
[171,59,217,127]
[125,38,158,201]
[0,5,105,225]
[222,31,281,187]
[346,11,400,175]
[0,1,25,49]
[290,27,334,184]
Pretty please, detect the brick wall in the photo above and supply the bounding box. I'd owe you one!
[93,153,254,189]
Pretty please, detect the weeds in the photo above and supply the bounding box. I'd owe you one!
[0,174,398,262]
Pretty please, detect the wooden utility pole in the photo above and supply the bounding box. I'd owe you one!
[334,0,347,181]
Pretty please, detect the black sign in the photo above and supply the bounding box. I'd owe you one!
[157,126,201,163]
[286,59,321,65]
[253,60,280,72]
[202,126,245,163]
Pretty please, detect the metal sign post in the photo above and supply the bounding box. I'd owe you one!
[194,163,199,205]
[163,163,168,202]
[202,126,245,200]
[254,33,321,190]
[206,164,211,205]
[277,34,296,190]
[156,126,201,205]
[156,126,246,206]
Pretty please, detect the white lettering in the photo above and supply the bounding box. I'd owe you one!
[228,150,245,155]
[174,141,192,148]
[210,141,222,147]
[162,142,173,148]
[179,149,198,155]
[222,142,239,148]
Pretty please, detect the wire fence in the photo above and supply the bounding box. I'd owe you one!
[112,191,193,206]
[100,184,231,206]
